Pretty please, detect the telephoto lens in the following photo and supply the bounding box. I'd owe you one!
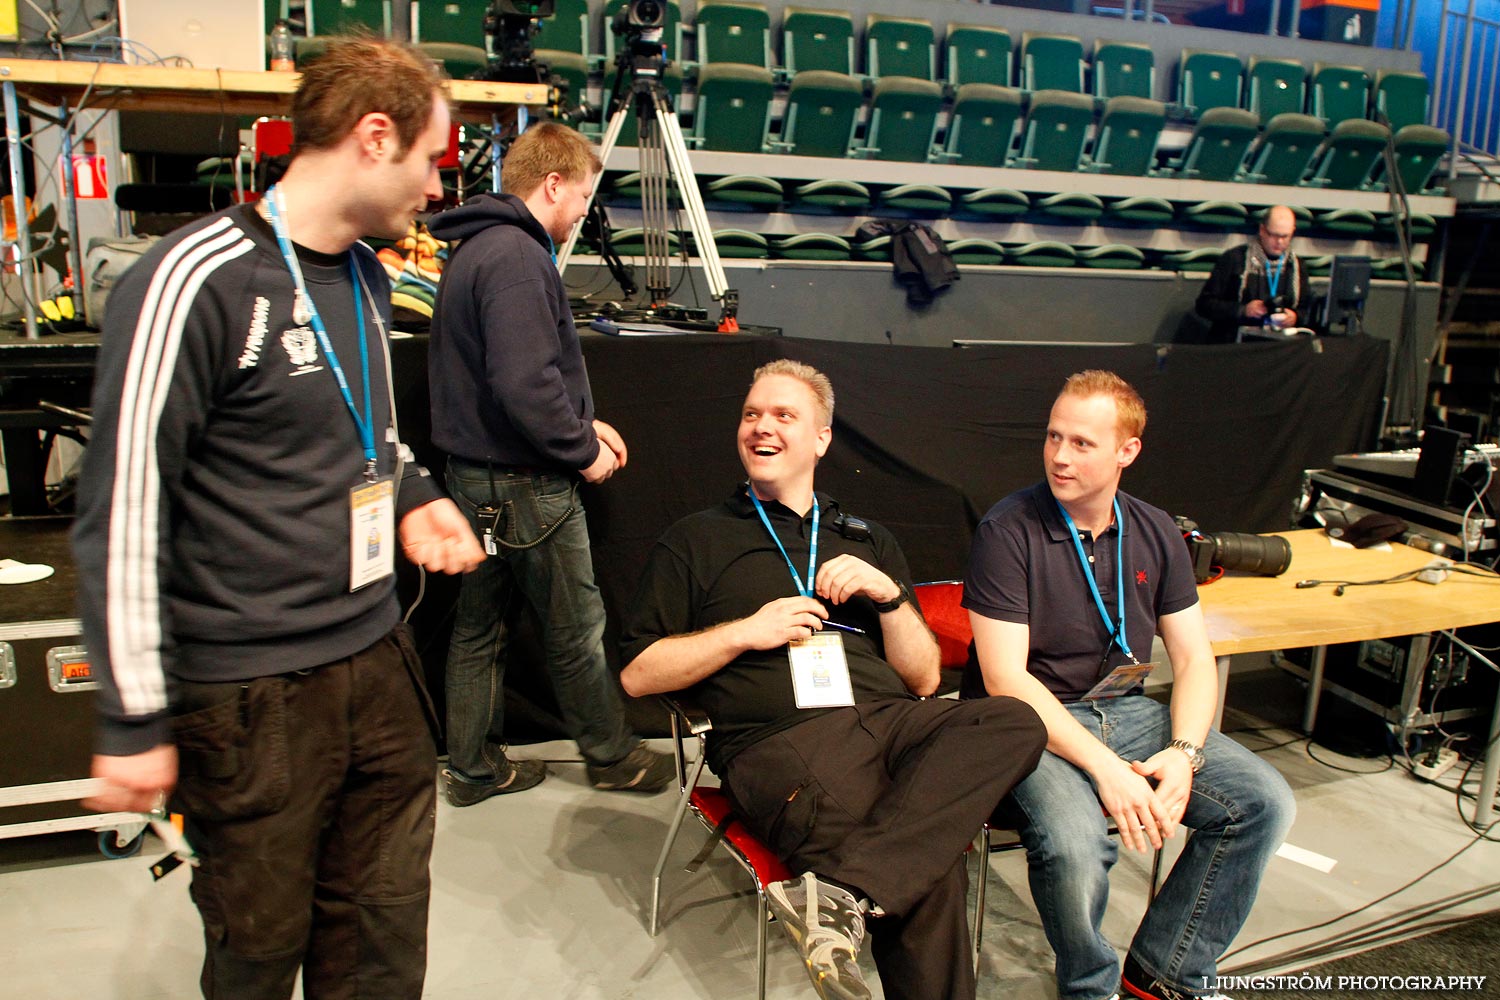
[1209,532,1293,576]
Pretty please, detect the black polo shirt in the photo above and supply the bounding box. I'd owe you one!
[960,482,1199,703]
[621,485,919,771]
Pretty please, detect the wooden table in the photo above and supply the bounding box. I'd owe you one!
[1200,529,1500,822]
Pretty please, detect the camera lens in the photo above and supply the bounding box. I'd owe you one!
[1209,532,1292,577]
[630,0,664,26]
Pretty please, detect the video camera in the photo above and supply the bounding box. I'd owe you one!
[479,0,554,85]
[610,0,670,83]
[1173,516,1293,584]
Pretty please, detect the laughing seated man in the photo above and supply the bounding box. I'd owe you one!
[620,359,1047,1000]
[962,370,1295,1000]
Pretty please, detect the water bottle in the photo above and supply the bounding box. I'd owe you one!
[269,19,295,72]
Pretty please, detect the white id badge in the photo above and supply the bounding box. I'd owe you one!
[1081,660,1156,700]
[788,631,855,709]
[349,476,395,591]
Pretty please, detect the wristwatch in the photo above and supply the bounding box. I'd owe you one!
[1167,738,1205,773]
[873,579,912,614]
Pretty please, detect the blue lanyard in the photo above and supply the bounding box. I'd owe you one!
[1266,255,1285,300]
[749,489,819,598]
[1055,498,1135,661]
[264,186,379,480]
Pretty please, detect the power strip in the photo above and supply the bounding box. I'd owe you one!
[1413,748,1459,780]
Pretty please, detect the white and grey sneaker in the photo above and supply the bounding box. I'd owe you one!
[766,871,872,1000]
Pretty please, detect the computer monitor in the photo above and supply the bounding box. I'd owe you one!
[1320,255,1371,336]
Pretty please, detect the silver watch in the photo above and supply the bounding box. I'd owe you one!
[1167,738,1205,773]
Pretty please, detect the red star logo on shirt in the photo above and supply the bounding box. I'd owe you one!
[1136,570,1148,585]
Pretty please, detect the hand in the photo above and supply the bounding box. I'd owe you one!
[1280,308,1297,326]
[400,498,486,573]
[593,419,628,470]
[581,441,619,484]
[814,553,901,606]
[734,596,828,650]
[1243,299,1270,320]
[1131,749,1194,833]
[1091,756,1171,854]
[85,744,178,815]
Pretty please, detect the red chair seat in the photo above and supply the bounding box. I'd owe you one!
[690,786,793,887]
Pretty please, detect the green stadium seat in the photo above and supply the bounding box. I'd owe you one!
[1241,113,1324,185]
[772,233,851,260]
[610,227,682,255]
[956,187,1030,218]
[419,41,488,79]
[692,63,775,152]
[1374,69,1429,132]
[782,6,854,75]
[1007,241,1077,267]
[1087,96,1165,176]
[532,0,589,55]
[791,178,870,211]
[1164,106,1259,180]
[1372,124,1449,193]
[1300,254,1332,276]
[865,14,936,81]
[538,50,588,110]
[948,238,1007,265]
[938,83,1021,167]
[308,0,390,35]
[1178,49,1242,118]
[1077,244,1146,269]
[1303,119,1389,190]
[946,24,1012,88]
[1178,200,1247,229]
[1013,90,1094,172]
[1311,62,1371,130]
[860,76,943,162]
[607,171,644,201]
[702,174,783,207]
[1162,247,1222,272]
[414,0,487,47]
[1246,56,1307,125]
[1371,256,1409,280]
[875,183,951,213]
[1105,196,1174,224]
[1034,191,1105,221]
[1093,39,1154,100]
[1376,210,1436,239]
[1021,32,1085,93]
[711,229,770,258]
[773,70,863,158]
[696,1,772,68]
[1316,207,1377,235]
[853,235,891,261]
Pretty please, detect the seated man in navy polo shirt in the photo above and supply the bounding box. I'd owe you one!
[621,359,1046,1000]
[962,370,1295,1000]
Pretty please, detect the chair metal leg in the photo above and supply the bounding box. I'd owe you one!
[649,750,707,936]
[972,826,991,975]
[756,890,769,1000]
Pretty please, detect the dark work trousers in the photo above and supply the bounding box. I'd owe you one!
[722,696,1046,1000]
[169,626,439,1000]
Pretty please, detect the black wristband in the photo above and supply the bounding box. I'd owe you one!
[873,579,911,614]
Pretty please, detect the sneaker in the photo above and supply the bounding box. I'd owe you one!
[586,742,675,793]
[1122,955,1230,1000]
[766,872,872,1000]
[442,755,547,807]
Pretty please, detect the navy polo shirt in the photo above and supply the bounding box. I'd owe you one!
[960,482,1199,703]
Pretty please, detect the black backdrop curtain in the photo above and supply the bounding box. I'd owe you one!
[394,333,1388,735]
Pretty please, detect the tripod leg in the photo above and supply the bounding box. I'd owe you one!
[652,94,737,327]
[557,104,633,273]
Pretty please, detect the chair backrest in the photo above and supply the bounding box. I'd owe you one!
[1247,56,1308,125]
[1305,118,1389,190]
[1174,106,1258,180]
[945,83,1022,167]
[1178,48,1242,117]
[1311,62,1371,130]
[538,50,589,115]
[865,13,935,80]
[308,0,390,36]
[782,5,853,75]
[1243,112,1324,185]
[1090,96,1164,176]
[413,0,487,46]
[693,63,776,153]
[1017,89,1093,172]
[863,76,943,162]
[531,0,590,55]
[1384,124,1450,192]
[1021,31,1084,92]
[1093,39,1154,100]
[946,24,1011,88]
[696,0,772,68]
[1374,69,1430,132]
[912,582,971,671]
[779,70,862,158]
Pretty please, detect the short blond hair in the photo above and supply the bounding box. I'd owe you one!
[500,122,602,199]
[753,359,835,427]
[1058,370,1146,441]
[291,36,448,158]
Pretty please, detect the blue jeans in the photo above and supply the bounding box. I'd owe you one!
[1007,696,1295,1000]
[443,459,634,775]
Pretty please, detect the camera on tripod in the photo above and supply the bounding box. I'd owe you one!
[480,0,554,85]
[610,0,670,77]
[1173,516,1293,584]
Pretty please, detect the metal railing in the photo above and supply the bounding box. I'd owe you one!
[1434,0,1500,166]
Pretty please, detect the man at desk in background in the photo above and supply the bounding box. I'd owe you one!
[963,370,1295,1000]
[621,359,1046,1000]
[1195,205,1312,342]
[427,122,672,805]
[75,39,485,998]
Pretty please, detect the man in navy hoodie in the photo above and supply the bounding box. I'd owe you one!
[427,122,672,804]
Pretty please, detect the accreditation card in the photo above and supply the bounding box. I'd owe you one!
[789,631,855,709]
[349,476,395,591]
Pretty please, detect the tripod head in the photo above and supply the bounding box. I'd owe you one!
[478,0,555,84]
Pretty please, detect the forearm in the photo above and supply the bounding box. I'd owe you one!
[878,603,940,696]
[620,622,751,697]
[988,669,1117,774]
[1167,656,1218,747]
